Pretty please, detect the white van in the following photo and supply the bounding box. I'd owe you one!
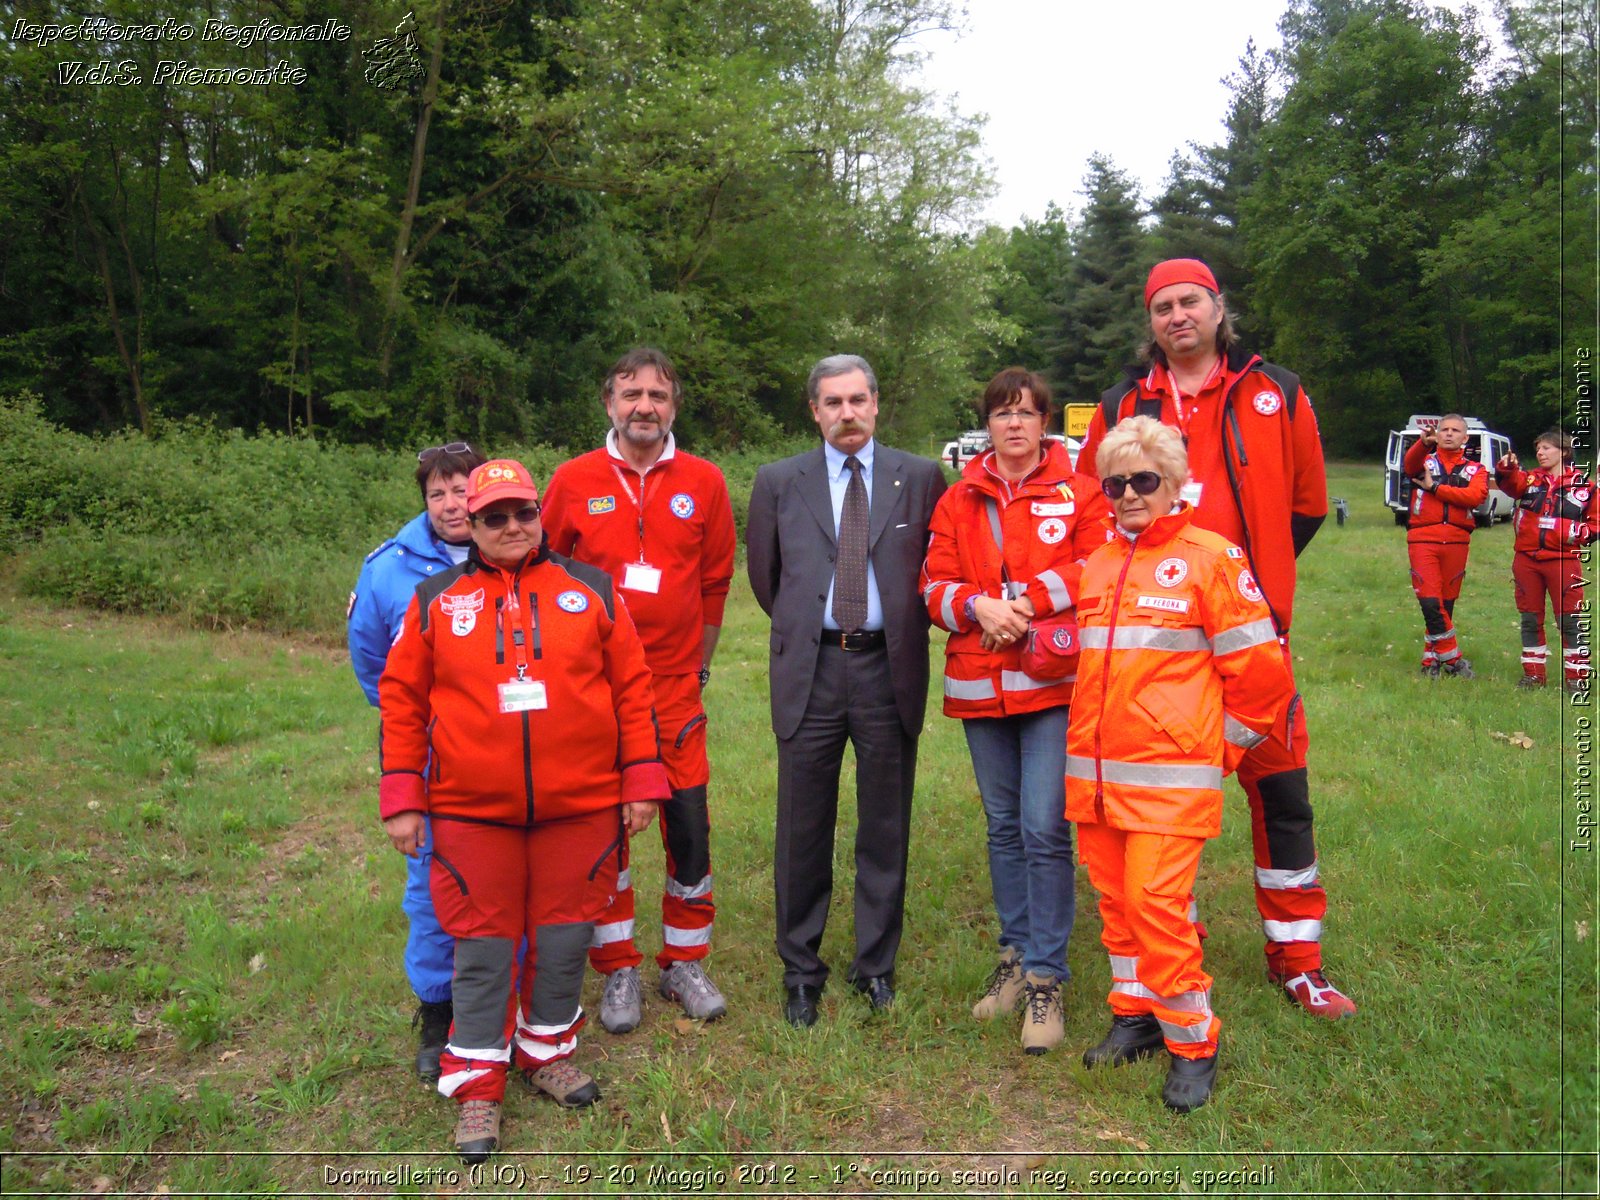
[1383,415,1515,527]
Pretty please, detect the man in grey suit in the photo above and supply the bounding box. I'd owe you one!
[747,353,948,1027]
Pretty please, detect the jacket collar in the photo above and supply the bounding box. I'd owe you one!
[398,511,465,566]
[466,534,550,578]
[1104,501,1194,548]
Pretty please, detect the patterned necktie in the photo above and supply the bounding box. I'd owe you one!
[833,455,869,633]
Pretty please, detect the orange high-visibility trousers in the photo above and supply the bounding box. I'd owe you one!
[1078,821,1219,1058]
[1409,541,1471,666]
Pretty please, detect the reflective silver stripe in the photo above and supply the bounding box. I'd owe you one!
[1111,979,1158,1000]
[616,867,632,892]
[665,873,713,900]
[1001,669,1057,693]
[516,1006,582,1038]
[513,1032,578,1063]
[1437,647,1461,662]
[944,675,997,701]
[1223,713,1267,749]
[1212,618,1279,656]
[1066,755,1222,790]
[1036,569,1071,610]
[1004,580,1028,600]
[1263,918,1323,942]
[663,924,712,947]
[940,584,960,631]
[1078,625,1211,652]
[1424,630,1451,643]
[438,1067,491,1096]
[445,1039,514,1062]
[1187,899,1200,923]
[1157,1017,1213,1044]
[1109,954,1139,979]
[1157,988,1212,1015]
[1255,862,1319,889]
[589,920,634,948]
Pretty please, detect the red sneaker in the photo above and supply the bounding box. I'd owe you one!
[1271,968,1356,1019]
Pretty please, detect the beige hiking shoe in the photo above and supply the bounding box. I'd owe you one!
[453,1099,500,1163]
[522,1060,601,1108]
[972,946,1025,1020]
[1020,972,1064,1055]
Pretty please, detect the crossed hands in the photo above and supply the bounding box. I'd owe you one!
[975,594,1035,652]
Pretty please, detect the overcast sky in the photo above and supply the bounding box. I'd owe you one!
[912,0,1499,229]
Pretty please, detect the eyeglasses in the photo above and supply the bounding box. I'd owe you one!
[417,442,473,462]
[1100,471,1164,500]
[989,408,1044,424]
[473,503,541,530]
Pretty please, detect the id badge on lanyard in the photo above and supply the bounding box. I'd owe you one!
[613,464,662,593]
[498,677,547,713]
[497,587,546,712]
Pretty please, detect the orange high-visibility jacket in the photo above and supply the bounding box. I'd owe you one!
[1496,465,1597,560]
[1403,441,1487,545]
[921,441,1109,718]
[542,439,736,676]
[1065,506,1295,839]
[378,544,666,826]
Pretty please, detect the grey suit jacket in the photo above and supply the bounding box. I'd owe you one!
[747,442,948,741]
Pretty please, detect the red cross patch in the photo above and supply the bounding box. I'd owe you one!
[1155,557,1188,588]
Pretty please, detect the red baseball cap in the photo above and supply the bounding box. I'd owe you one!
[466,459,540,513]
[1145,258,1220,308]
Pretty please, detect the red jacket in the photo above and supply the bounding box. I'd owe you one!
[378,544,667,826]
[1495,464,1597,559]
[1402,441,1487,545]
[1064,506,1295,839]
[1079,349,1327,635]
[542,435,736,677]
[920,441,1109,718]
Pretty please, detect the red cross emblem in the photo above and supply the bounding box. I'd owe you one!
[1155,557,1188,588]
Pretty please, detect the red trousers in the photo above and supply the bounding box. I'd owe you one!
[590,671,716,971]
[431,808,621,1101]
[1409,540,1472,665]
[1514,553,1588,682]
[1080,822,1220,1058]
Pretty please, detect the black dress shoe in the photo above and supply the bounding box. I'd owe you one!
[1082,1013,1164,1069]
[414,999,452,1085]
[784,984,821,1027]
[852,974,895,1011]
[1161,1050,1219,1113]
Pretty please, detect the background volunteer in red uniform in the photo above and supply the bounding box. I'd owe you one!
[1402,414,1487,678]
[1496,429,1597,691]
[1077,258,1354,1019]
[542,348,737,1032]
[378,459,669,1161]
[1069,416,1295,1114]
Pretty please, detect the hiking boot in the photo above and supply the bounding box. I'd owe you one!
[1082,1013,1165,1068]
[1019,972,1064,1055]
[658,960,728,1021]
[1566,678,1588,695]
[413,999,452,1085]
[1270,967,1357,1019]
[971,946,1024,1021]
[1515,675,1546,690]
[1419,662,1440,679]
[1162,1051,1219,1114]
[599,966,642,1034]
[1440,657,1474,679]
[523,1060,601,1108]
[453,1099,500,1163]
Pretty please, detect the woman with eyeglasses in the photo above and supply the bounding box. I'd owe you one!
[347,440,486,1085]
[919,368,1107,1054]
[1066,416,1294,1113]
[377,459,670,1161]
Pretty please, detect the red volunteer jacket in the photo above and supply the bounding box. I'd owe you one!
[1495,464,1597,559]
[920,441,1108,718]
[1079,349,1327,635]
[1402,441,1487,545]
[542,436,736,677]
[378,543,667,826]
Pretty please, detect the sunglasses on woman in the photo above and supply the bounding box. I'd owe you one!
[1100,471,1164,500]
[417,442,473,462]
[473,504,541,530]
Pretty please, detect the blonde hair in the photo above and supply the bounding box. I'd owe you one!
[1096,414,1188,488]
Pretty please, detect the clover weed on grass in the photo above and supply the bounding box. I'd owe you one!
[0,463,1590,1197]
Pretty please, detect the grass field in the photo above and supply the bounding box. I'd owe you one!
[0,461,1592,1198]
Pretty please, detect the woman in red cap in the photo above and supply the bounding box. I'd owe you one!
[378,458,670,1160]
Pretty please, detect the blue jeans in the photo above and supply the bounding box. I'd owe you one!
[403,815,455,1004]
[963,707,1075,982]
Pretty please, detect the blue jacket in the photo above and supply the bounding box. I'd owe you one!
[347,512,464,706]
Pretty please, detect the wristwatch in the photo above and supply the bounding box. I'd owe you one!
[963,595,978,626]
[698,665,712,689]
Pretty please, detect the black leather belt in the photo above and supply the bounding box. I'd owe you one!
[822,629,886,652]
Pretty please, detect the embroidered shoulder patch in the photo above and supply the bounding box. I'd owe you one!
[588,496,616,515]
[556,590,589,613]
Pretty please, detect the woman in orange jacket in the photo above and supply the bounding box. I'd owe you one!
[1066,416,1294,1113]
[921,368,1107,1054]
[379,459,670,1161]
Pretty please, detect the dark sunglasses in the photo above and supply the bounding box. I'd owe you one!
[473,503,541,530]
[1101,471,1164,500]
[417,442,473,462]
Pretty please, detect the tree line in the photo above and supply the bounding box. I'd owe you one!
[1,0,1591,458]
